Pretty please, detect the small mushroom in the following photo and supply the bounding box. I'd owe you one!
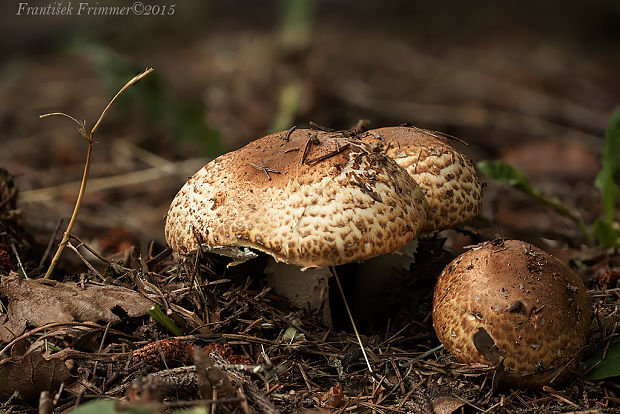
[165,128,427,322]
[432,239,591,388]
[362,126,483,232]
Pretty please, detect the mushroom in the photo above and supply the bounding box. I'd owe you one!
[164,128,428,323]
[432,239,591,388]
[361,126,483,232]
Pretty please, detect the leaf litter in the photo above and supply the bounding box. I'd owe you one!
[0,229,619,413]
[0,273,154,342]
[1,118,620,413]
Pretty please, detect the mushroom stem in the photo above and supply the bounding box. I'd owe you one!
[263,259,332,325]
[352,239,418,311]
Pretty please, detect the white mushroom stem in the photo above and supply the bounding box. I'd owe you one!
[264,259,332,326]
[263,239,418,327]
[352,239,418,306]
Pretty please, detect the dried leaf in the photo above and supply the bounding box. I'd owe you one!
[319,382,344,408]
[0,350,74,402]
[431,395,466,414]
[0,274,153,341]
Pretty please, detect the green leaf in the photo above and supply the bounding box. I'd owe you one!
[476,160,540,196]
[595,107,620,222]
[148,303,183,336]
[585,340,620,380]
[477,159,593,245]
[593,107,620,246]
[68,400,156,414]
[593,219,620,248]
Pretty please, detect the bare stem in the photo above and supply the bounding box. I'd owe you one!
[42,68,153,279]
[330,266,374,375]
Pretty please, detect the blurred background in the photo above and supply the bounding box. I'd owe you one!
[0,0,619,262]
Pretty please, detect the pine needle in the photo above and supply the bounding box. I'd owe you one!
[330,266,373,375]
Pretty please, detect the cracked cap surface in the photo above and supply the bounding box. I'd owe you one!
[362,126,482,232]
[165,128,428,267]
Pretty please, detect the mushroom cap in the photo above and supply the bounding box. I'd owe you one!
[432,239,591,388]
[165,129,427,267]
[362,126,482,232]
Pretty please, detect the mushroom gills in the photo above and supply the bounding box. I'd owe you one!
[199,245,259,266]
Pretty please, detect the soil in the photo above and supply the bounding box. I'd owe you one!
[1,2,619,413]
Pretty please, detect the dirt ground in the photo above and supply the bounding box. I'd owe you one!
[0,1,619,413]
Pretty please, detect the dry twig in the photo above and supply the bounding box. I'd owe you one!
[41,68,154,279]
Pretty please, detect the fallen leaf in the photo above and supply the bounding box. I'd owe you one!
[0,274,153,341]
[431,395,466,414]
[319,382,344,408]
[0,350,74,402]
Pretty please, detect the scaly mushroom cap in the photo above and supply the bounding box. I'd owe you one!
[165,129,428,267]
[432,239,591,388]
[362,126,482,232]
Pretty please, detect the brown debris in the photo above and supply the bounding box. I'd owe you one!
[0,350,74,402]
[318,382,344,408]
[132,338,195,366]
[0,274,154,342]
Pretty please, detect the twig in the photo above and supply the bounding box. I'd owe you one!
[283,125,296,141]
[330,266,373,375]
[401,123,470,146]
[541,386,580,409]
[66,241,104,280]
[297,362,313,392]
[146,246,173,269]
[69,234,112,265]
[0,321,134,356]
[42,67,154,279]
[309,121,334,132]
[9,240,28,279]
[90,322,112,381]
[300,133,316,164]
[249,162,281,181]
[413,148,423,175]
[305,143,350,165]
[38,219,63,269]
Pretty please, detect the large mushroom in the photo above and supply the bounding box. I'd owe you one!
[164,128,428,322]
[432,239,591,388]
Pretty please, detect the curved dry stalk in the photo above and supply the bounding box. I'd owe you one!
[42,67,154,279]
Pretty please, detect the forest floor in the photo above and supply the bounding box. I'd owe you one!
[1,2,619,413]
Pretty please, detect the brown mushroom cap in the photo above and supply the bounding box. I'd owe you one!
[432,239,591,388]
[362,126,482,232]
[165,129,427,267]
